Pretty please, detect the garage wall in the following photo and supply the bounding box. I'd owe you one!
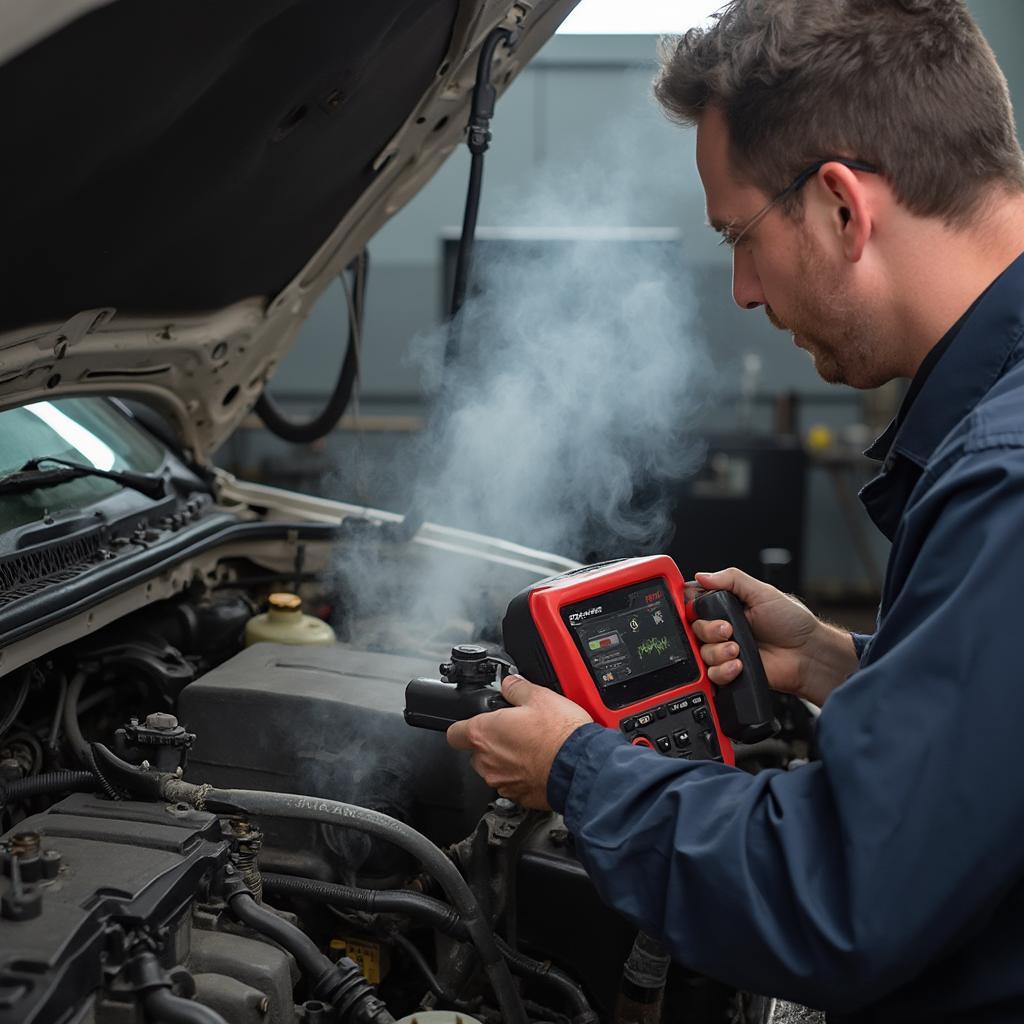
[241,1,1024,595]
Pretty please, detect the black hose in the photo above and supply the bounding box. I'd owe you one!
[48,675,68,752]
[445,26,514,341]
[391,932,453,1002]
[0,668,31,739]
[262,873,467,939]
[229,885,330,977]
[256,251,368,444]
[0,770,96,808]
[495,937,598,1024]
[141,987,227,1024]
[199,788,527,1024]
[63,671,90,765]
[227,886,393,1024]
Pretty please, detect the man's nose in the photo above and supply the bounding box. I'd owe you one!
[731,248,765,310]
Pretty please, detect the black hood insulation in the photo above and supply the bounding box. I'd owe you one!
[0,0,457,332]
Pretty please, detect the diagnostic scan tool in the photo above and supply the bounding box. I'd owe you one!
[405,555,778,763]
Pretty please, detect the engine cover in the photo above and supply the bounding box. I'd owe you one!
[0,794,228,1024]
[179,643,496,880]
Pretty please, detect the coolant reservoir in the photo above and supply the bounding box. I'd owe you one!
[244,592,336,647]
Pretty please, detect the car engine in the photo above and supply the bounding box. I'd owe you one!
[0,574,810,1024]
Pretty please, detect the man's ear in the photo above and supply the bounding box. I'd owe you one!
[817,161,873,262]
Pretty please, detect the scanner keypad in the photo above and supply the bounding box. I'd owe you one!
[620,694,723,761]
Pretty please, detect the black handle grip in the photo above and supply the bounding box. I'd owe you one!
[692,589,779,743]
[404,677,512,732]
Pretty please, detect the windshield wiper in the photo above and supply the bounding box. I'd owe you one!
[0,457,167,500]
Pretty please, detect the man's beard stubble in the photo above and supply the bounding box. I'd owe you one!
[765,232,879,387]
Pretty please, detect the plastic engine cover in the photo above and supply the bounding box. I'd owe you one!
[180,643,495,880]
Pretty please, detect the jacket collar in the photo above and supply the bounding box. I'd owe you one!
[864,251,1024,472]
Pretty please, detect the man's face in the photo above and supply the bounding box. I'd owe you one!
[695,107,887,388]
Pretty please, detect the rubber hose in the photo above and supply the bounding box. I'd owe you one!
[63,671,90,765]
[390,932,450,1001]
[141,987,227,1024]
[255,251,367,444]
[388,934,483,1015]
[261,873,467,939]
[227,888,394,1024]
[0,770,96,808]
[495,937,597,1024]
[203,788,526,1024]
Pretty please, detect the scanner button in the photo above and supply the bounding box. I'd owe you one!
[634,712,655,729]
[673,730,691,749]
[655,736,672,753]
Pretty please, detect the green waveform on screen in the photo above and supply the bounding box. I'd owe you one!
[638,636,671,660]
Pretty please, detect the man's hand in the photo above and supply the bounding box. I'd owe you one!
[446,675,593,809]
[690,567,859,707]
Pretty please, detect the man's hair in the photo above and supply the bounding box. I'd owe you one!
[654,0,1024,224]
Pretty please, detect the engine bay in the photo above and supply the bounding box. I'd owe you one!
[0,545,811,1024]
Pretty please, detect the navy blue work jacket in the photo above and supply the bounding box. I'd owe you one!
[548,252,1024,1021]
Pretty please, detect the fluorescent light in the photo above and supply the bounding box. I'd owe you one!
[557,0,721,34]
[26,401,116,470]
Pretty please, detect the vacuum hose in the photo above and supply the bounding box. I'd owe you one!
[0,770,96,808]
[262,873,597,1023]
[198,788,527,1024]
[261,872,466,938]
[496,937,598,1024]
[227,882,393,1024]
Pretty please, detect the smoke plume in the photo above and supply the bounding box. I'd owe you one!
[333,109,714,646]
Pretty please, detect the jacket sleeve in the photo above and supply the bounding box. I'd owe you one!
[850,632,872,659]
[547,446,1024,1012]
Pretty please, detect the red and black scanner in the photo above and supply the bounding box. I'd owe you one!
[404,555,779,763]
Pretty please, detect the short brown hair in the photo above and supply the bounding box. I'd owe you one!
[654,0,1024,223]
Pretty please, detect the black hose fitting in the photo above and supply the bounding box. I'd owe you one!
[88,742,167,800]
[226,880,394,1024]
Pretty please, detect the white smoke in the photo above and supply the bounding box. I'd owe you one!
[333,108,714,645]
[405,165,710,560]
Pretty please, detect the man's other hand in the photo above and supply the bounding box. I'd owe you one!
[690,567,859,708]
[447,675,593,809]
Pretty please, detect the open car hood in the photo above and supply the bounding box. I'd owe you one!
[0,0,576,463]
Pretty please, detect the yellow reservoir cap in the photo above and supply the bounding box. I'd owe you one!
[244,592,336,647]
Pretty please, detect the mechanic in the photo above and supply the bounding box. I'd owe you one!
[447,1,1024,1020]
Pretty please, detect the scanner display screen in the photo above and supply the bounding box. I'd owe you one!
[561,578,699,709]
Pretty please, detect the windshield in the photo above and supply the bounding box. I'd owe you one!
[0,398,165,533]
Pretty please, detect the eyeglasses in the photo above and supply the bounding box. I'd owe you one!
[719,157,880,249]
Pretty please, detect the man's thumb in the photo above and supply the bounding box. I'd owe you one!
[695,567,763,604]
[501,674,538,705]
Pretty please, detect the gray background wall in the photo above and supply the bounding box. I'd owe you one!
[235,1,1024,597]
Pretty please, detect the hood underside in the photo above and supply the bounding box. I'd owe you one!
[0,0,577,462]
